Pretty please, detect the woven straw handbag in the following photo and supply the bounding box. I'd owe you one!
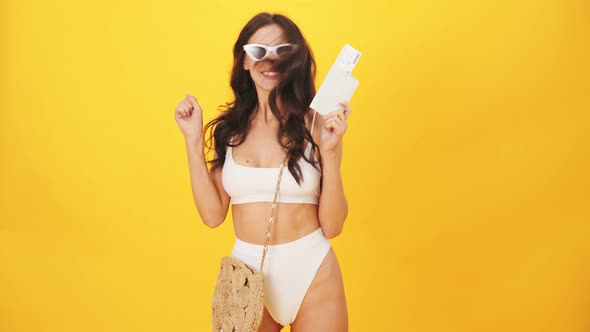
[211,150,289,332]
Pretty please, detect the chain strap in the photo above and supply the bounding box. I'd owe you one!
[259,150,289,272]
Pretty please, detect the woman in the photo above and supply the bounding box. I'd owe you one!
[174,12,352,331]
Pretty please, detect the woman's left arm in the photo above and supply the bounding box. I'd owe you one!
[317,102,353,239]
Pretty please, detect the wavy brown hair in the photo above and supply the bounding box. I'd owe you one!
[203,12,320,185]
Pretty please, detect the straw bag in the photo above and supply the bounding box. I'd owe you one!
[211,150,289,332]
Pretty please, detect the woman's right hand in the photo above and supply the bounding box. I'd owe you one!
[175,93,204,140]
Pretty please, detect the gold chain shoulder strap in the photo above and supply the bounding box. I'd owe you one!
[259,150,289,272]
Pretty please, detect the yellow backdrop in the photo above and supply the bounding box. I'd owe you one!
[1,0,589,331]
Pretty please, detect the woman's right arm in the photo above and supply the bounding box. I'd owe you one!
[183,137,230,228]
[176,94,230,228]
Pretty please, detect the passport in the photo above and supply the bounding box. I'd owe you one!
[310,44,361,116]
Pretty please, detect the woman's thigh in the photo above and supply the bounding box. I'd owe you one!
[290,248,348,332]
[257,306,283,332]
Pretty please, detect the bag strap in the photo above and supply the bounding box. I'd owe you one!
[259,149,289,272]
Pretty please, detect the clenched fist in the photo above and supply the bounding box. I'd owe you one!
[175,93,204,140]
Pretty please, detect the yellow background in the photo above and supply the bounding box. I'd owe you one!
[1,0,589,331]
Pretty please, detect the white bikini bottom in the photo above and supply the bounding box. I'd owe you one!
[231,227,331,326]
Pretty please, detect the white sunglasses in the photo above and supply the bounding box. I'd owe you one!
[242,43,296,62]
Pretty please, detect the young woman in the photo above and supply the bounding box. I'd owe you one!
[174,12,352,331]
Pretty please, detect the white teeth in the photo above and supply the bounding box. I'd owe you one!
[262,71,279,76]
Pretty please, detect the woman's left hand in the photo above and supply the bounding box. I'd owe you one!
[318,102,353,154]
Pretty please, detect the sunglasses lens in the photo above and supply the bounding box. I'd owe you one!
[276,44,296,56]
[246,45,267,60]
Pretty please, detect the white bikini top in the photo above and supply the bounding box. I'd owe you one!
[221,111,321,205]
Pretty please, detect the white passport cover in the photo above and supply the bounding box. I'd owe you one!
[309,44,361,116]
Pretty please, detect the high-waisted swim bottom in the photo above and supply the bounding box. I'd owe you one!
[231,227,331,326]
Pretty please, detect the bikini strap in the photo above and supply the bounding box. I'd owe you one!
[308,110,317,160]
[311,110,317,138]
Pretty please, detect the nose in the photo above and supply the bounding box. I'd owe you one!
[267,49,279,60]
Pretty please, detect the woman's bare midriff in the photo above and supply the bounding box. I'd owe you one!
[231,202,320,245]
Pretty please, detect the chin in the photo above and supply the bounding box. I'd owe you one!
[255,81,280,93]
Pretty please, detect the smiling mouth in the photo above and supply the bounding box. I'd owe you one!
[261,71,279,78]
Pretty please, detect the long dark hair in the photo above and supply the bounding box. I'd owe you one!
[203,12,320,185]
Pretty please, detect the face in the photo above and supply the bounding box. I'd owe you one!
[243,24,289,93]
